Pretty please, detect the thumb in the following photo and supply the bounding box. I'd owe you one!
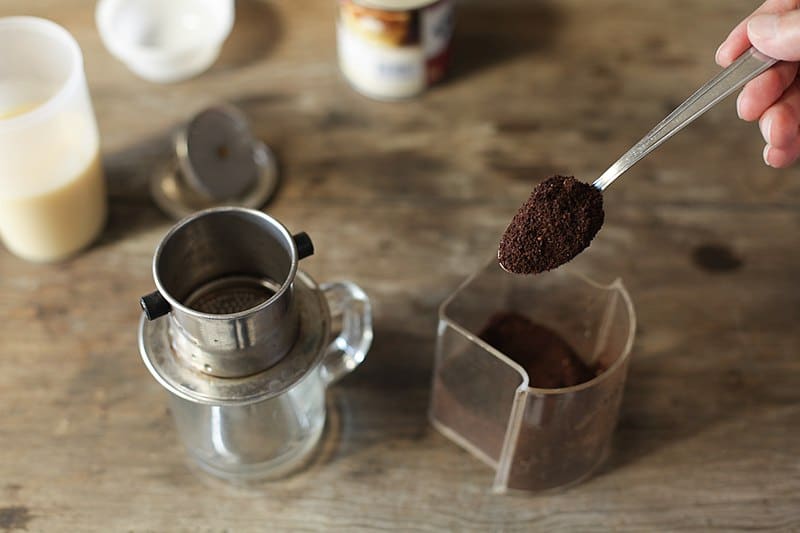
[748,10,800,61]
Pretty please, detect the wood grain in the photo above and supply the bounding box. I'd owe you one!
[1,0,799,531]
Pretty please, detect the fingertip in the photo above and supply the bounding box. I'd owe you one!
[736,84,773,122]
[716,43,735,67]
[760,115,774,145]
[736,91,744,119]
[763,143,800,168]
[768,109,799,149]
[762,84,800,148]
[714,27,751,67]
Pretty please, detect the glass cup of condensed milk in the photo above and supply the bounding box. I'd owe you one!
[0,17,107,262]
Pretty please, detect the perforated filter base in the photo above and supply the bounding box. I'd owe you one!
[139,271,330,405]
[184,276,282,315]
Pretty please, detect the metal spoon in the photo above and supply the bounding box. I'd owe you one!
[593,47,777,191]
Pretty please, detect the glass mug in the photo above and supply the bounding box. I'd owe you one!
[430,260,636,492]
[138,208,372,481]
[0,17,106,262]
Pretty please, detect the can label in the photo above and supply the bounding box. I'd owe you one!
[337,0,454,99]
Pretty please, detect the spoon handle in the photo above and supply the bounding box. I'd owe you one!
[593,47,777,191]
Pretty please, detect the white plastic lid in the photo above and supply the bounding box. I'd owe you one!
[348,0,443,11]
[95,0,234,83]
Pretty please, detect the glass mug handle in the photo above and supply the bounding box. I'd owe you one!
[319,281,373,385]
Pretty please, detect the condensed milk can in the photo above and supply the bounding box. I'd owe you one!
[337,0,454,100]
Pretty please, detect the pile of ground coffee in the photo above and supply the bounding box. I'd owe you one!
[478,311,599,388]
[498,175,604,274]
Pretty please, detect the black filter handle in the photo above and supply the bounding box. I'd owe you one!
[140,291,171,320]
[293,232,314,260]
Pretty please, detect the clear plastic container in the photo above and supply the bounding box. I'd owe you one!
[430,260,636,492]
[0,17,106,262]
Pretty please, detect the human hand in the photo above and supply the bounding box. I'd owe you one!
[716,0,800,167]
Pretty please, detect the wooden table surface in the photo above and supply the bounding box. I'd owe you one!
[1,0,799,531]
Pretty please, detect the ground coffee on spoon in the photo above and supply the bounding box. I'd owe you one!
[498,175,604,274]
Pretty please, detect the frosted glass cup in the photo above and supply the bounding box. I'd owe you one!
[430,261,636,493]
[0,17,106,262]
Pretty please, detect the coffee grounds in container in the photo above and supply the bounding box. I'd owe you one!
[498,175,604,275]
[478,311,600,388]
[430,311,616,491]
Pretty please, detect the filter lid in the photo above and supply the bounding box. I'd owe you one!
[177,105,257,200]
[151,104,279,220]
